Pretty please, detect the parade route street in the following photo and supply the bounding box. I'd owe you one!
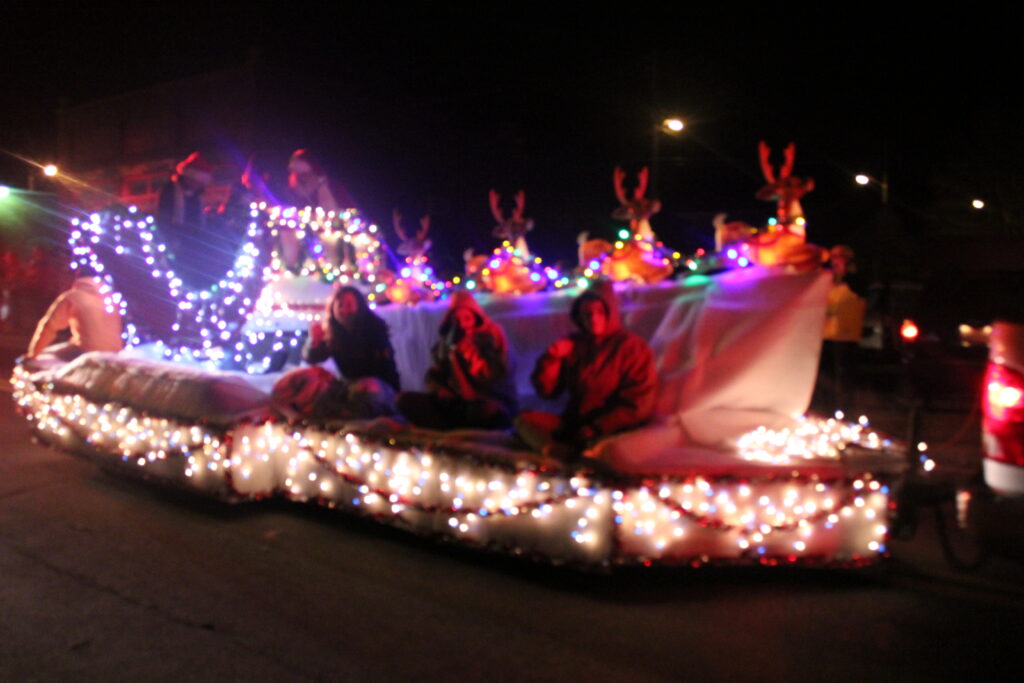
[2,369,1024,681]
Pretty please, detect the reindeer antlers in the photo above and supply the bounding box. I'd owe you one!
[395,209,431,244]
[758,141,775,184]
[490,189,527,223]
[392,208,407,242]
[613,166,652,204]
[634,167,650,200]
[613,166,629,205]
[759,141,799,182]
[781,143,796,180]
[488,189,504,224]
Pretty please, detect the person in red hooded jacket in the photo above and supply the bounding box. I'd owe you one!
[398,290,517,430]
[519,279,657,455]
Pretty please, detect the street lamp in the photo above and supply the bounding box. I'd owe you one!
[662,118,685,133]
[43,164,58,177]
[854,172,889,205]
[972,199,985,210]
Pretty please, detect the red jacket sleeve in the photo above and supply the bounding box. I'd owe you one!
[531,344,568,399]
[592,337,657,436]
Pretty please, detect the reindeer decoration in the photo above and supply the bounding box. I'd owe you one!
[612,166,661,242]
[712,213,757,252]
[392,209,432,263]
[384,209,436,305]
[577,231,613,268]
[755,141,814,236]
[489,189,534,257]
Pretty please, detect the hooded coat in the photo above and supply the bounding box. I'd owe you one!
[531,280,656,439]
[425,290,517,414]
[303,286,401,391]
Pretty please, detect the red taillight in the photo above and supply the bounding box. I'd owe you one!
[984,363,1024,423]
[900,319,919,342]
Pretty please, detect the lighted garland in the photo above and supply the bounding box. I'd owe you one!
[263,204,384,283]
[12,366,229,492]
[14,363,897,567]
[736,414,895,465]
[461,242,552,294]
[65,203,393,372]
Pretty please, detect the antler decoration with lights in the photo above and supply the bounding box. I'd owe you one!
[755,141,815,235]
[612,166,661,242]
[489,189,534,256]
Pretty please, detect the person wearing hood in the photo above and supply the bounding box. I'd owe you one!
[26,266,124,361]
[520,279,657,454]
[398,290,517,429]
[300,285,400,417]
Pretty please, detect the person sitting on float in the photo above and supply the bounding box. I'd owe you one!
[397,291,517,430]
[26,265,124,363]
[517,278,657,457]
[301,285,401,418]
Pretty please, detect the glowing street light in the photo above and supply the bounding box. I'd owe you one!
[43,164,58,177]
[0,185,10,200]
[854,172,889,205]
[972,199,985,210]
[662,117,685,133]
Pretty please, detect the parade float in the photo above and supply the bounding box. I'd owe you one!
[11,150,908,569]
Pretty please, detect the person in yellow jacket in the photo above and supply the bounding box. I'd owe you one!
[27,267,123,361]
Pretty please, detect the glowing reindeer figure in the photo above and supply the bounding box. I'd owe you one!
[392,209,432,265]
[755,141,814,237]
[597,167,672,284]
[612,166,661,242]
[489,189,534,257]
[386,209,436,304]
[464,191,546,295]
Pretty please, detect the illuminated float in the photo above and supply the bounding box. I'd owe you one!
[13,175,905,568]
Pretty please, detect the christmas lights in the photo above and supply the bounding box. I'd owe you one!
[66,204,386,372]
[13,363,902,568]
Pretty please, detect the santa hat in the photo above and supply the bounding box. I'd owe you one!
[174,152,213,186]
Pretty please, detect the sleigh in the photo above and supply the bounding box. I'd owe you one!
[13,265,905,568]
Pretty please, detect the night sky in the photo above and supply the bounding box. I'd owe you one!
[2,6,1020,274]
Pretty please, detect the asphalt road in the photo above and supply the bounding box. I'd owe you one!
[2,343,1024,681]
